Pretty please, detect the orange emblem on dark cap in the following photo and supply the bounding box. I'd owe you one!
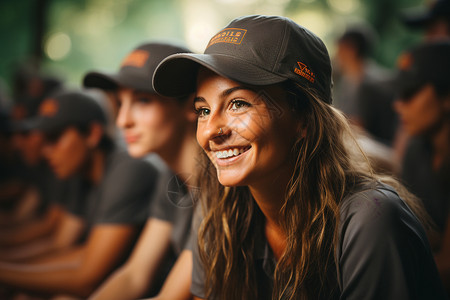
[121,50,150,68]
[397,52,413,71]
[39,99,59,117]
[207,28,247,48]
[294,61,315,83]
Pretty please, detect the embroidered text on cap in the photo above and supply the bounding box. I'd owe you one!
[207,28,247,48]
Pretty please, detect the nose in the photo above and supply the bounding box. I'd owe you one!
[199,109,230,142]
[116,96,134,129]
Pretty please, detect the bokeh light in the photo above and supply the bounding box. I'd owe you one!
[45,32,72,61]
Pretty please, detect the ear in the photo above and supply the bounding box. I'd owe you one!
[86,123,104,148]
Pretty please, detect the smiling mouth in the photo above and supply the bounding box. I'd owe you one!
[214,146,251,159]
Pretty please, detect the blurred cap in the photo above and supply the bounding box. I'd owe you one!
[153,15,332,104]
[22,90,107,135]
[396,41,450,97]
[338,25,377,58]
[83,42,191,93]
[11,75,63,121]
[402,0,450,28]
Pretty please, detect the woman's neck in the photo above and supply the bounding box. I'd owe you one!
[158,128,198,187]
[431,120,450,170]
[250,176,291,260]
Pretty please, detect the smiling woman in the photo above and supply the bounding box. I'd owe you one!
[194,69,298,188]
[154,15,447,300]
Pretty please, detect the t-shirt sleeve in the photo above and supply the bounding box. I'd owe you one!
[190,205,207,298]
[94,155,157,225]
[338,185,447,300]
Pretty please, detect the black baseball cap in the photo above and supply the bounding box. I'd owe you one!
[402,0,450,28]
[396,41,450,98]
[83,42,191,93]
[153,15,332,104]
[23,90,107,135]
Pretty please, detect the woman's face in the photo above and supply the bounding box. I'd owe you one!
[116,88,185,158]
[195,68,300,187]
[394,84,449,136]
[42,127,90,179]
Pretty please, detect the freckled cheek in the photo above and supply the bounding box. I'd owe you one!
[229,115,265,143]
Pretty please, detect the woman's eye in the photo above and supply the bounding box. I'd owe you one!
[195,107,210,118]
[230,99,250,111]
[137,97,151,103]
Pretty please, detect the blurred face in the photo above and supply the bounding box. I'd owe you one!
[195,68,299,187]
[16,131,45,166]
[116,88,186,157]
[426,19,450,41]
[394,84,449,136]
[42,127,90,179]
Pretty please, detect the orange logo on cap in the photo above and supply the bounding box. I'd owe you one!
[39,99,59,117]
[397,52,413,71]
[121,50,149,68]
[207,28,247,48]
[294,61,315,83]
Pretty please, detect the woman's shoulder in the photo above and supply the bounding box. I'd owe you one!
[339,180,425,239]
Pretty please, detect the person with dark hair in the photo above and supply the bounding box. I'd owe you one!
[402,0,450,40]
[153,15,447,299]
[333,25,398,146]
[0,90,157,298]
[394,41,450,294]
[83,42,197,299]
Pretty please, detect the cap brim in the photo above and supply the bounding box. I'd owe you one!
[83,71,155,93]
[153,53,286,98]
[83,71,120,91]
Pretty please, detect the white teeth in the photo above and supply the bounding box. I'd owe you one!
[215,148,246,159]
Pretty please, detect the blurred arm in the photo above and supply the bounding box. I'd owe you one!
[0,224,139,298]
[89,218,173,300]
[147,249,193,300]
[0,209,84,261]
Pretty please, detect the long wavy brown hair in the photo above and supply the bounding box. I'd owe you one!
[196,80,432,300]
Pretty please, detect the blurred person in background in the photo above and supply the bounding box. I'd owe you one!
[402,0,450,41]
[333,25,398,146]
[0,70,64,228]
[82,42,197,300]
[394,41,450,294]
[0,73,67,253]
[0,90,158,299]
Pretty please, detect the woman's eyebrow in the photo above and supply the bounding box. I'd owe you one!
[193,96,206,105]
[221,86,255,98]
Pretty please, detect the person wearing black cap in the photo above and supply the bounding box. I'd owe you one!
[83,42,197,300]
[153,15,447,299]
[333,25,398,147]
[0,90,158,298]
[402,0,450,40]
[394,41,450,293]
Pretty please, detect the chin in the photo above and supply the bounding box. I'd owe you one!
[128,147,147,158]
[217,170,247,187]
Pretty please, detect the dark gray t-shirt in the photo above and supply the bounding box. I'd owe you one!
[65,150,157,230]
[191,181,447,299]
[401,137,450,233]
[146,154,194,256]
